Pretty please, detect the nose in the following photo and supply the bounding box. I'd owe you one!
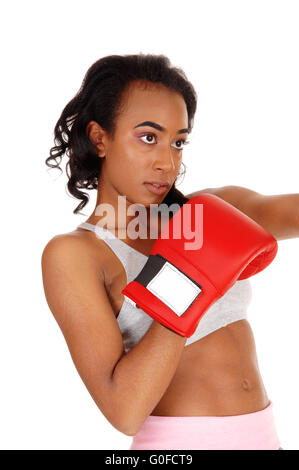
[153,147,176,172]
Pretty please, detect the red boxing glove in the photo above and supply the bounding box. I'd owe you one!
[122,194,278,337]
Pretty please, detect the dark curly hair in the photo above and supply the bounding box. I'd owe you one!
[46,53,198,215]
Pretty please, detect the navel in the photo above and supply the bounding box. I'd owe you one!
[241,378,252,391]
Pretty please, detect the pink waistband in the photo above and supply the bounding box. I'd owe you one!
[130,401,280,450]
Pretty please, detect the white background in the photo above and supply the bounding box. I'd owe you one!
[1,0,298,450]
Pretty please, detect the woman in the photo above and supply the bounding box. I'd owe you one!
[42,53,296,450]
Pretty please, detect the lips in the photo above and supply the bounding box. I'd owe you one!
[144,182,169,195]
[144,181,170,188]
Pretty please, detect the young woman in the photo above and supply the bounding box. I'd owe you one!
[42,53,297,450]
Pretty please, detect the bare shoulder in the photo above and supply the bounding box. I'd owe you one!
[41,228,108,280]
[185,185,260,209]
[41,232,106,320]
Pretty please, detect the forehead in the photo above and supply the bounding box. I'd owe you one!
[117,80,188,128]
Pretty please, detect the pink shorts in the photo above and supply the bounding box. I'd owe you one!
[130,401,280,450]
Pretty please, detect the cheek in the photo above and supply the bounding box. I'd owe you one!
[123,146,149,176]
[106,149,143,186]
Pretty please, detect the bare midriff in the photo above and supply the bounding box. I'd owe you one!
[150,319,270,416]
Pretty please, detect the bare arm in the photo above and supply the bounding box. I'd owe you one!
[186,185,299,241]
[41,236,186,436]
[110,321,186,434]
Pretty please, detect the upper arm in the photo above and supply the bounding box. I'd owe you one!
[41,235,125,429]
[185,185,289,240]
[185,185,260,208]
[186,185,264,221]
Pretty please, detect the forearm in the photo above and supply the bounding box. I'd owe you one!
[110,321,187,435]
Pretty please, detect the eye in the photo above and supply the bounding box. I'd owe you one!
[139,133,190,150]
[139,133,157,145]
[172,139,190,150]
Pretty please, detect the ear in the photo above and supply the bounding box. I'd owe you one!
[86,120,107,158]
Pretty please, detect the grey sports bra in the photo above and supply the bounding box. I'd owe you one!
[77,222,252,353]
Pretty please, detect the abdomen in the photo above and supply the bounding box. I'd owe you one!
[150,320,270,416]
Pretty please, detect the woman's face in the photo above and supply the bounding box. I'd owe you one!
[90,81,189,208]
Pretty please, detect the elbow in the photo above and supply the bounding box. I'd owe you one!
[118,403,151,436]
[100,401,144,437]
[110,417,142,437]
[122,420,145,437]
[101,379,148,436]
[114,411,145,437]
[119,426,139,437]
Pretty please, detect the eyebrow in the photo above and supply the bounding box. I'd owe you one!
[133,121,189,134]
